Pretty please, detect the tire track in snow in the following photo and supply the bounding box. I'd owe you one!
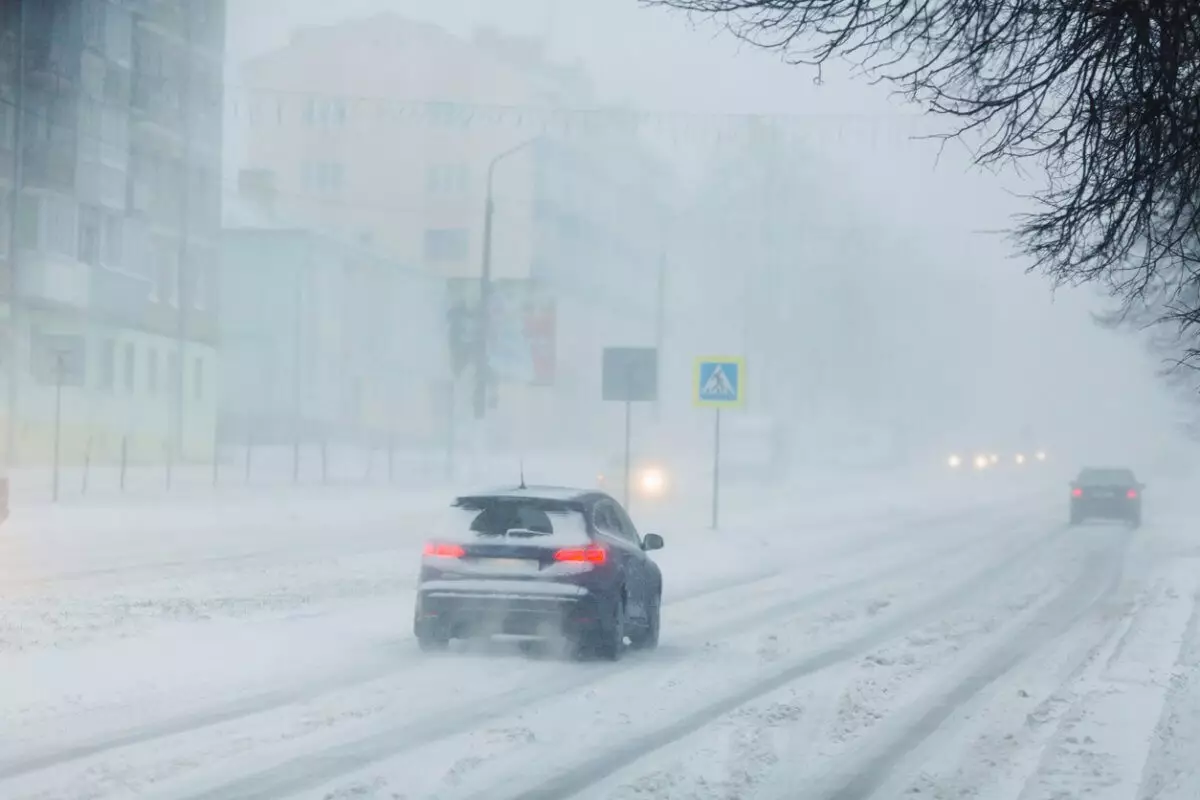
[0,559,788,785]
[488,522,1081,800]
[151,513,1060,800]
[812,527,1132,800]
[0,501,1040,789]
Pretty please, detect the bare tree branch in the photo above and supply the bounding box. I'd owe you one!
[644,0,1200,382]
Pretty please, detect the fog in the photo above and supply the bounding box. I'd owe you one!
[221,0,1191,488]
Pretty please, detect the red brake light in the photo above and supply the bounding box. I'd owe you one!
[423,542,465,558]
[554,545,607,564]
[1072,488,1083,497]
[1127,489,1138,499]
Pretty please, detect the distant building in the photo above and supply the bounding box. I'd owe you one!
[0,0,225,465]
[233,14,676,448]
[221,169,447,448]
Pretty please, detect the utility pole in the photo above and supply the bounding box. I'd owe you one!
[5,0,27,468]
[174,5,194,461]
[51,352,63,503]
[474,137,540,420]
[653,253,666,421]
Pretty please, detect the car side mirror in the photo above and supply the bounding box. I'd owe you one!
[642,533,664,551]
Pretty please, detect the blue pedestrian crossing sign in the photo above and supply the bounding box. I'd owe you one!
[694,356,745,408]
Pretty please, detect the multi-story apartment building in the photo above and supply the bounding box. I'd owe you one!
[0,0,224,466]
[234,15,674,448]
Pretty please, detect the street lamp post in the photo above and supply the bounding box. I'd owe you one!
[473,137,541,420]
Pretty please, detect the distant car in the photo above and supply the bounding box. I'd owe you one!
[413,485,665,660]
[946,448,1049,472]
[1069,467,1144,527]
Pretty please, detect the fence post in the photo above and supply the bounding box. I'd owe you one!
[244,432,253,483]
[119,434,128,493]
[292,434,300,485]
[81,435,92,495]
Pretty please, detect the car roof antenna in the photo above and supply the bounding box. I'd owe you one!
[518,458,527,490]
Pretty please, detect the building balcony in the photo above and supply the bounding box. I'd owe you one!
[89,264,151,322]
[132,0,187,37]
[25,42,78,93]
[17,251,90,310]
[23,143,77,193]
[131,76,184,136]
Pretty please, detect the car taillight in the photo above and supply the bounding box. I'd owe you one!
[423,542,465,558]
[1072,488,1083,497]
[1127,489,1138,499]
[554,545,607,564]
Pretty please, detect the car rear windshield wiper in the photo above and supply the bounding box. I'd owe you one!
[473,527,554,538]
[503,527,553,538]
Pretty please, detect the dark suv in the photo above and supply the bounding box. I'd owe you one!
[1069,467,1144,527]
[413,486,664,660]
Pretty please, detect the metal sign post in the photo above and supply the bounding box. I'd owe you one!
[52,353,63,504]
[601,347,658,508]
[694,356,745,530]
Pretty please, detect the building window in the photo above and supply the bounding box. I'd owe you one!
[423,228,469,264]
[193,356,204,399]
[102,213,123,267]
[15,194,36,249]
[99,338,115,391]
[0,101,15,150]
[45,195,78,257]
[301,161,343,193]
[330,99,347,126]
[151,238,178,305]
[79,205,102,265]
[426,165,468,196]
[147,347,158,394]
[123,342,135,391]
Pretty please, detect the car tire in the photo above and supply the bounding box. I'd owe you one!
[593,593,626,662]
[417,634,449,652]
[629,591,660,651]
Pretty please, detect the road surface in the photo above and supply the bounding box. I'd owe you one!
[0,475,1195,800]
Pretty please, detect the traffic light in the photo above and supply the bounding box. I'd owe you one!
[446,302,472,377]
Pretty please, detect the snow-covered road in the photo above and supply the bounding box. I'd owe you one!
[1,476,1196,800]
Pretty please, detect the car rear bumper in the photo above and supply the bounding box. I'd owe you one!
[415,581,602,640]
[1073,500,1140,519]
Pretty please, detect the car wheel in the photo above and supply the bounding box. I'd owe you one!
[593,593,626,662]
[417,633,449,652]
[629,590,660,651]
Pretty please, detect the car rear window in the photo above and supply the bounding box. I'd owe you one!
[437,498,592,545]
[1078,468,1136,485]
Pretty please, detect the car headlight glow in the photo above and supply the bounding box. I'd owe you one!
[948,454,962,468]
[989,454,999,465]
[973,454,989,470]
[1035,451,1047,461]
[1015,453,1026,465]
[639,467,666,495]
